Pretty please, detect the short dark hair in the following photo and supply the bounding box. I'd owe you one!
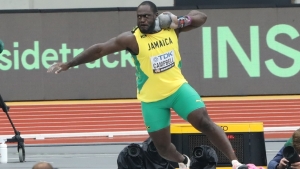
[138,1,158,13]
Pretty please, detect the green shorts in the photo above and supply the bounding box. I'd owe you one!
[141,83,205,132]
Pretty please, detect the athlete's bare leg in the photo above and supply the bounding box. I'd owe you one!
[148,126,185,162]
[148,107,238,162]
[187,107,238,161]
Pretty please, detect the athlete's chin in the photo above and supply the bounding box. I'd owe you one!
[139,28,150,34]
[138,26,151,33]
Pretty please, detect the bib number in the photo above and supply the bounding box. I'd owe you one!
[151,50,175,73]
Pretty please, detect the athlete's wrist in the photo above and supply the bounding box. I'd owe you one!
[66,61,75,68]
[177,15,192,28]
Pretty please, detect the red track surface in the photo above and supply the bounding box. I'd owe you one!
[0,98,299,145]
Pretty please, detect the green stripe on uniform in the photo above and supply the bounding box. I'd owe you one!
[131,55,148,93]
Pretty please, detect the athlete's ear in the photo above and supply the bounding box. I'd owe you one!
[155,12,158,17]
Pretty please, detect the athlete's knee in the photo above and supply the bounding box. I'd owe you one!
[188,108,215,132]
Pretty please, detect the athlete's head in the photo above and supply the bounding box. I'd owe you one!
[137,1,158,34]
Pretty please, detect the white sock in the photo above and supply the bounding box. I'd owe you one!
[232,160,241,166]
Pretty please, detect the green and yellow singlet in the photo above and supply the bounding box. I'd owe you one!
[131,27,187,102]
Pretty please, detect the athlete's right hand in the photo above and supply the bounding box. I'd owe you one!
[47,62,71,74]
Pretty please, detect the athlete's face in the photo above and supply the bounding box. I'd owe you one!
[137,5,157,34]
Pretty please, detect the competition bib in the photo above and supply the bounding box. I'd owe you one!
[150,50,175,73]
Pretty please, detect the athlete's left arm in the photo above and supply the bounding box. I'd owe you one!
[176,10,207,33]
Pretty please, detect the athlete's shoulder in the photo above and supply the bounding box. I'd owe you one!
[116,30,138,55]
[116,31,136,44]
[118,31,135,38]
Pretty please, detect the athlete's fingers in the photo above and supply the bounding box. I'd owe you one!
[47,62,58,73]
[55,67,63,74]
[47,66,55,73]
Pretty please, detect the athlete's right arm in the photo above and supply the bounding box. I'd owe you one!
[47,31,136,74]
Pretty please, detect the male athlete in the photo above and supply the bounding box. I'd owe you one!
[47,1,249,169]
